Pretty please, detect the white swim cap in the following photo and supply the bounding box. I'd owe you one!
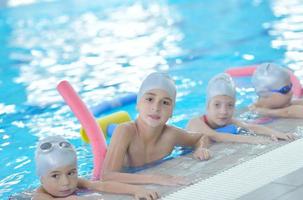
[252,63,290,96]
[137,72,176,104]
[206,73,236,102]
[35,136,77,177]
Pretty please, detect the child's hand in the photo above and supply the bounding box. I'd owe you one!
[155,175,188,186]
[197,135,212,148]
[271,132,297,141]
[134,189,159,200]
[193,147,211,161]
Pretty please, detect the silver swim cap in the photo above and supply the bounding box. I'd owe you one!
[35,136,77,177]
[252,63,290,96]
[137,72,176,104]
[206,73,236,102]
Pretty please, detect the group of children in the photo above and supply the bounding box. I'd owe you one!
[34,63,301,199]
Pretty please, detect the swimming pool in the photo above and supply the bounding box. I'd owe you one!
[1,0,302,198]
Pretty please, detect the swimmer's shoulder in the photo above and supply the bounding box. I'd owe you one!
[114,121,137,139]
[32,187,49,200]
[186,115,204,131]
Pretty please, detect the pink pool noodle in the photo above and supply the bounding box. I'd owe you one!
[225,65,257,77]
[226,65,303,98]
[57,80,106,180]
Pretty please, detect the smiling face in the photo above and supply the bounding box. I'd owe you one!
[206,95,235,128]
[137,89,173,128]
[40,164,78,197]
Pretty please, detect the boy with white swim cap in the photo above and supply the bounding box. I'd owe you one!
[186,73,295,144]
[251,63,303,118]
[33,136,159,200]
[103,72,211,185]
[136,72,176,105]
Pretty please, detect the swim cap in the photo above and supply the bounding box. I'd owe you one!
[137,72,176,104]
[35,136,77,177]
[206,73,236,102]
[252,63,290,96]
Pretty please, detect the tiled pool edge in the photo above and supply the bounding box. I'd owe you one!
[162,138,303,200]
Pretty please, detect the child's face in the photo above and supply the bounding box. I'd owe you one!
[41,164,78,197]
[259,86,293,109]
[137,89,173,127]
[207,95,235,127]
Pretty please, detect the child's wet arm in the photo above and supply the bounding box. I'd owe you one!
[234,119,278,137]
[285,105,303,118]
[255,106,303,118]
[249,124,277,136]
[186,119,216,141]
[86,181,138,195]
[102,171,166,184]
[185,120,235,146]
[209,133,245,143]
[174,127,203,148]
[102,125,130,176]
[88,181,160,199]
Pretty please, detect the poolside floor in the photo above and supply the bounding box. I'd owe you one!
[11,117,303,200]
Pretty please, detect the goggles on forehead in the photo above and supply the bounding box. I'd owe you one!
[39,141,72,153]
[270,83,292,95]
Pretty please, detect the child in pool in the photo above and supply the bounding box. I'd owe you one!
[250,62,303,118]
[102,72,211,185]
[33,136,159,200]
[186,73,295,144]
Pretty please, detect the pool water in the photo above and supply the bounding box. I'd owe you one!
[1,0,302,198]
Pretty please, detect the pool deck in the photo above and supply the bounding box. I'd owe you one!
[11,116,303,200]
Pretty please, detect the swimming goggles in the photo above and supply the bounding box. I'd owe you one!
[39,141,72,153]
[270,83,292,94]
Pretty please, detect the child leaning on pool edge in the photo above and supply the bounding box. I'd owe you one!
[33,136,159,200]
[250,62,303,118]
[186,73,295,144]
[102,72,211,185]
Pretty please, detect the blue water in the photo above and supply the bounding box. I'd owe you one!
[1,0,302,198]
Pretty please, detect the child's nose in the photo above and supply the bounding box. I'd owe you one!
[60,175,70,186]
[151,101,161,111]
[219,107,228,114]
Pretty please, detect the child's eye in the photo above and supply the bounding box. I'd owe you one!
[68,170,76,176]
[228,104,234,108]
[145,97,153,102]
[51,174,60,179]
[163,100,171,105]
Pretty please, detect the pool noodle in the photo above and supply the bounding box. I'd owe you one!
[57,80,106,180]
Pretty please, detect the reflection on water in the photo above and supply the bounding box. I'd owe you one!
[271,0,303,82]
[1,1,183,197]
[1,0,303,198]
[8,2,183,138]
